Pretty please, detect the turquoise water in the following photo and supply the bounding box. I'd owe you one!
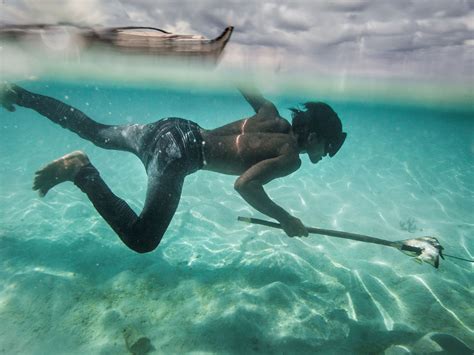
[0,80,473,354]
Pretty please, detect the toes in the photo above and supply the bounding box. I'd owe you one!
[34,163,59,181]
[32,177,49,195]
[32,177,44,191]
[32,169,55,196]
[32,179,50,197]
[33,171,50,188]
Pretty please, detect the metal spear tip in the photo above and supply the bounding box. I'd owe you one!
[399,237,444,269]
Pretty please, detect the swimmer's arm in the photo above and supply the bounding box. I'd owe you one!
[237,86,279,117]
[234,155,308,237]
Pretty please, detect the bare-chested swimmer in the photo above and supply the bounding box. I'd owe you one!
[1,84,346,253]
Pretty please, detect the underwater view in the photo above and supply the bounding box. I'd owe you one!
[1,1,473,354]
[1,79,472,354]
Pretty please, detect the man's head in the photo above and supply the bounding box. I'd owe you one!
[290,102,347,163]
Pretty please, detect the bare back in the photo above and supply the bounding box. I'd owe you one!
[201,105,299,175]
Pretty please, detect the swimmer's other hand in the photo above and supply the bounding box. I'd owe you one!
[280,216,308,238]
[0,82,18,112]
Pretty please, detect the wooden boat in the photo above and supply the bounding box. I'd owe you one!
[0,24,234,63]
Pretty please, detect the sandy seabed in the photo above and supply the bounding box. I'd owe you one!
[1,83,473,354]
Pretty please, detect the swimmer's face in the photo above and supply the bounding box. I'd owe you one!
[305,133,327,164]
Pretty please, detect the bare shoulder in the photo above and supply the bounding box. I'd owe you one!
[238,151,302,185]
[241,103,289,134]
[256,101,279,118]
[281,153,302,172]
[206,111,290,136]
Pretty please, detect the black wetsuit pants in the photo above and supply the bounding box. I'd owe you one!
[14,85,203,253]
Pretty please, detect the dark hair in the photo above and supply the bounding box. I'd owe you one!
[290,102,347,157]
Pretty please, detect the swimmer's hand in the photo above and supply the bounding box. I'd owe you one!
[0,82,18,112]
[280,216,309,238]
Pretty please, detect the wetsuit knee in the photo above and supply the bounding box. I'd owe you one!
[130,244,157,254]
[126,233,163,254]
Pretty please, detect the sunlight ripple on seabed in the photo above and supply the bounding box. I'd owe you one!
[354,271,394,331]
[345,292,357,321]
[370,275,405,312]
[411,275,474,333]
[459,235,474,263]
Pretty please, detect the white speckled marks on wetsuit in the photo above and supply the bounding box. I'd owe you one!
[143,118,203,176]
[119,124,146,154]
[164,132,182,160]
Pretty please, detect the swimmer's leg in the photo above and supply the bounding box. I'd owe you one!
[7,84,144,154]
[36,151,185,253]
[73,159,185,253]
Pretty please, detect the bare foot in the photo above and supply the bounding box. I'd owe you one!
[33,150,90,197]
[0,82,18,112]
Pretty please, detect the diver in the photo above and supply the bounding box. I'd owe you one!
[0,83,346,253]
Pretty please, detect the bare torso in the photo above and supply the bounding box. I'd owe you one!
[197,100,307,237]
[200,108,299,175]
